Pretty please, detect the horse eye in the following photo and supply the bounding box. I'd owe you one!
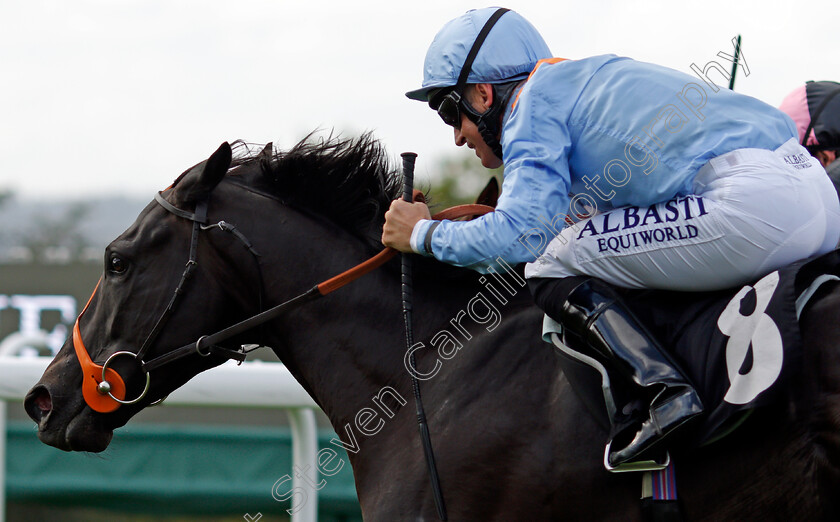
[108,255,128,274]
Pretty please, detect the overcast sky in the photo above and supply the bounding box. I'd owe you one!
[2,0,838,201]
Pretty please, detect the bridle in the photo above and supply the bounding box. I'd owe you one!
[73,193,257,413]
[73,186,493,414]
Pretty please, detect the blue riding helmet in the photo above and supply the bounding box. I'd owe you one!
[405,7,552,102]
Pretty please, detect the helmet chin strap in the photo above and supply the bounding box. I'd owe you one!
[473,82,520,161]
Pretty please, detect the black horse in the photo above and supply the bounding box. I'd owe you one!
[24,135,840,520]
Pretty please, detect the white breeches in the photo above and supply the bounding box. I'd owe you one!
[524,138,840,291]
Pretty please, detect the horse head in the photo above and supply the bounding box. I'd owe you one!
[23,142,260,452]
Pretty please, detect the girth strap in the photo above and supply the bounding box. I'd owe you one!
[641,462,683,521]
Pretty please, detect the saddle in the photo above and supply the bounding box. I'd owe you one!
[544,248,840,447]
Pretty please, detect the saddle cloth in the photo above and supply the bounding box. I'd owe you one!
[542,248,840,445]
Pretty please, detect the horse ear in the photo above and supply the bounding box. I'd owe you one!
[176,142,232,204]
[475,177,499,208]
[259,142,273,172]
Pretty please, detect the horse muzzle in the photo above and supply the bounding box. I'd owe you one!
[24,381,115,452]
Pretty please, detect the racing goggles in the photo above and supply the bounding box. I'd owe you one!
[433,89,482,129]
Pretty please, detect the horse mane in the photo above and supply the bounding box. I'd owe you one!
[229,131,402,239]
[227,131,483,284]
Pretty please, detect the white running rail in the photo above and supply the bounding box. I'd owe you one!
[0,342,321,522]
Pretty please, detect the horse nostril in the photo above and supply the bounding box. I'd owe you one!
[35,391,52,413]
[24,385,52,423]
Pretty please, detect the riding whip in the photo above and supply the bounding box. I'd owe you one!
[728,34,742,91]
[401,152,447,521]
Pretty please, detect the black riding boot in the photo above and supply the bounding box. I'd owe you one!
[559,278,704,468]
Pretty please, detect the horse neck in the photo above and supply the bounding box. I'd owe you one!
[253,209,488,430]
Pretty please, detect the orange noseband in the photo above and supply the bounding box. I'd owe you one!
[72,280,127,413]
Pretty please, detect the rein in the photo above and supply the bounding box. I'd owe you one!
[73,188,493,413]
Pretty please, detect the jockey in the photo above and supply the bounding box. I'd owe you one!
[382,7,840,468]
[779,81,840,193]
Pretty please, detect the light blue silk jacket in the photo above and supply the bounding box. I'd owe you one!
[413,55,797,272]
